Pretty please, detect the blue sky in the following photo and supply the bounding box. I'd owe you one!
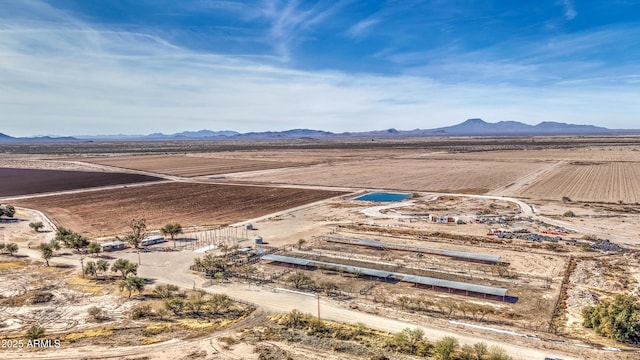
[1,0,640,136]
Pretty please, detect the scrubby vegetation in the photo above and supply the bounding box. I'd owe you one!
[0,204,15,220]
[582,294,640,343]
[0,242,18,256]
[241,309,510,359]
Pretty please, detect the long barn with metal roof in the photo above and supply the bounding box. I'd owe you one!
[261,254,509,301]
[322,235,501,264]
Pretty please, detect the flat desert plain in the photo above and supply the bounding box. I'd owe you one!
[70,154,304,177]
[1,137,640,360]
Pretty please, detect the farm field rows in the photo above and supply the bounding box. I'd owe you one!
[226,158,546,194]
[72,155,303,177]
[12,182,346,237]
[0,167,161,198]
[404,147,640,162]
[519,161,640,203]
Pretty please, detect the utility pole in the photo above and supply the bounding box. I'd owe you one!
[80,254,85,278]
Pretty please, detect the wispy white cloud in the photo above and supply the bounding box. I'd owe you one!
[346,17,380,38]
[0,0,639,137]
[563,0,577,20]
[253,0,351,59]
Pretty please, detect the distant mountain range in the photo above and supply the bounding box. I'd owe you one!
[1,119,638,142]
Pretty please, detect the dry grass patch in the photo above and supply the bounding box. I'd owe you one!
[140,336,163,345]
[62,327,114,342]
[0,261,27,271]
[65,275,111,295]
[143,322,174,336]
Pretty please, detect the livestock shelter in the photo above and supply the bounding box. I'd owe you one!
[322,235,501,264]
[261,254,510,301]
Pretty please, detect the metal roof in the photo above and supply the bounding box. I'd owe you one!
[322,235,500,263]
[262,254,311,266]
[261,254,507,297]
[401,274,508,297]
[100,240,126,247]
[312,260,395,279]
[261,254,394,278]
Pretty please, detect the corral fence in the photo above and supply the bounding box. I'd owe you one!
[181,226,250,251]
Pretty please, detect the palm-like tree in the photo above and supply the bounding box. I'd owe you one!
[111,258,138,279]
[96,259,109,279]
[84,261,98,279]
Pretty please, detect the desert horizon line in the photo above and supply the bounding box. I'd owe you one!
[2,118,638,139]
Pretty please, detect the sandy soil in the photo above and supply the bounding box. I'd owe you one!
[67,154,303,177]
[225,158,546,194]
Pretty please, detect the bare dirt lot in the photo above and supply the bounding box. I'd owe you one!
[0,168,161,198]
[226,158,546,194]
[71,155,304,177]
[12,182,346,237]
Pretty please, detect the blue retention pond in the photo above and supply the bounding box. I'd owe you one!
[354,192,411,202]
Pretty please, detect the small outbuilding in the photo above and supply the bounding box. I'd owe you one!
[254,236,263,245]
[246,223,253,230]
[100,240,126,252]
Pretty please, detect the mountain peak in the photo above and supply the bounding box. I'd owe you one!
[462,118,487,124]
[430,119,614,135]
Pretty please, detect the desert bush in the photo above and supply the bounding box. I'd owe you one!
[287,272,315,290]
[582,294,640,342]
[562,196,572,203]
[0,242,18,256]
[26,325,45,340]
[254,344,293,360]
[164,297,186,315]
[131,303,154,320]
[433,336,458,360]
[563,210,575,217]
[384,327,429,356]
[88,306,108,322]
[487,345,512,360]
[154,284,180,299]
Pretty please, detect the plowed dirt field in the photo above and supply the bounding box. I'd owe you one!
[520,161,640,203]
[226,159,545,194]
[74,155,302,177]
[0,168,160,197]
[13,182,345,237]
